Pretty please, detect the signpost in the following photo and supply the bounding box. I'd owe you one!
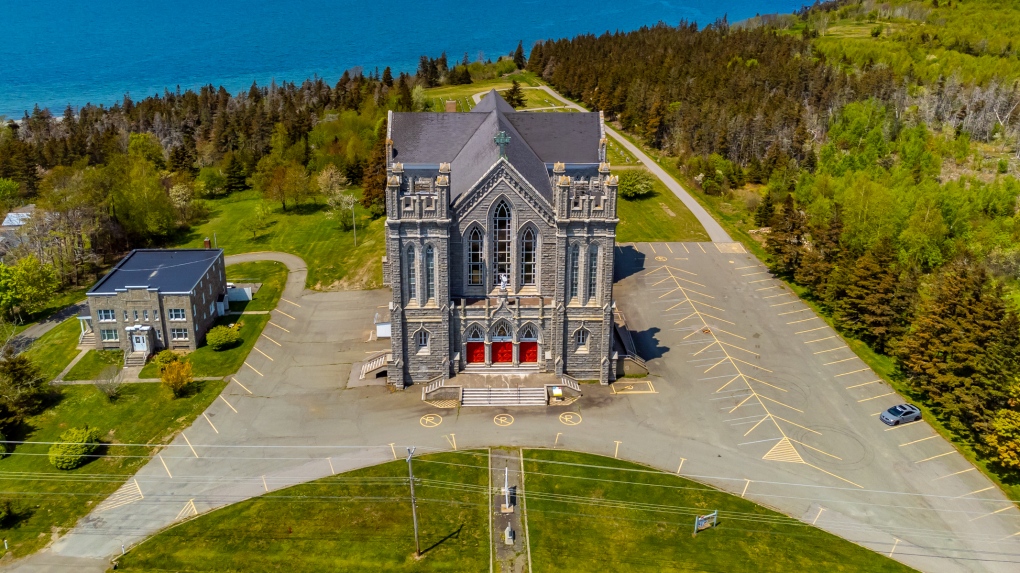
[693,510,718,536]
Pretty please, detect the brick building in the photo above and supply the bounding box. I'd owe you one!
[385,90,618,386]
[81,249,227,364]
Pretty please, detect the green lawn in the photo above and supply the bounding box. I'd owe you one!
[616,170,710,242]
[425,72,542,112]
[138,314,270,379]
[177,189,384,290]
[0,381,225,558]
[606,135,638,165]
[117,451,489,572]
[226,261,288,312]
[64,349,122,381]
[22,318,82,382]
[524,450,915,573]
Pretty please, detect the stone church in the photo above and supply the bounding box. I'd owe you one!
[384,90,618,387]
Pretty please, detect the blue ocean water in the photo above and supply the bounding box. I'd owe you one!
[0,0,805,117]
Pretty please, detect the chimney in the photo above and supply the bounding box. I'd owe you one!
[445,100,457,113]
[204,237,211,249]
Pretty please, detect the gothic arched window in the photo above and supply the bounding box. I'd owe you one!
[587,244,599,303]
[520,323,538,341]
[520,228,536,286]
[576,328,590,349]
[466,325,484,341]
[492,321,512,340]
[425,245,435,301]
[406,246,417,302]
[492,202,512,283]
[568,244,580,300]
[467,228,483,286]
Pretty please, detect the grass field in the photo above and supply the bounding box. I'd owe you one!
[606,135,638,165]
[22,317,81,382]
[425,71,542,112]
[225,261,288,312]
[524,450,914,573]
[0,381,225,558]
[115,449,913,572]
[616,170,710,243]
[138,314,270,379]
[64,349,122,381]
[177,190,384,290]
[117,451,490,572]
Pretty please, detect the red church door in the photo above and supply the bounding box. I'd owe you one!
[492,341,513,363]
[520,342,538,363]
[466,342,485,364]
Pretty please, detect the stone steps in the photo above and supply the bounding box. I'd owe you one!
[461,387,547,407]
[124,352,148,367]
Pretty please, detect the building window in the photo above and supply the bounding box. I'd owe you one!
[587,244,599,303]
[97,309,115,322]
[568,244,580,300]
[520,323,538,341]
[143,310,149,321]
[133,310,139,321]
[406,247,417,301]
[492,321,512,341]
[492,201,511,283]
[123,310,128,321]
[154,309,159,321]
[171,328,189,341]
[415,330,430,353]
[466,326,484,341]
[156,330,162,341]
[425,245,435,301]
[467,228,484,286]
[576,328,590,351]
[520,228,536,286]
[168,309,186,321]
[100,329,119,342]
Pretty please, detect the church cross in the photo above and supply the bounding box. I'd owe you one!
[494,131,510,158]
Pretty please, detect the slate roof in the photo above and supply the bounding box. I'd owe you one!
[88,249,223,295]
[389,90,602,200]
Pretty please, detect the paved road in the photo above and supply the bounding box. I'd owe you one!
[11,301,86,355]
[515,85,733,243]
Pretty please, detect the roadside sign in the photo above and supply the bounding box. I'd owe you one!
[693,510,718,536]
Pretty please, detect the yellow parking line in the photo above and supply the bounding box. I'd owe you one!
[955,486,993,499]
[276,309,296,320]
[797,328,828,335]
[835,368,870,377]
[770,301,799,307]
[755,286,780,291]
[933,467,975,480]
[813,347,846,354]
[970,506,1014,522]
[741,271,769,277]
[778,308,810,316]
[244,361,264,376]
[823,357,857,366]
[846,380,880,389]
[281,298,301,308]
[253,347,274,361]
[763,293,793,299]
[260,333,281,346]
[915,451,955,463]
[219,395,238,413]
[714,328,746,340]
[748,279,773,284]
[181,433,199,458]
[787,317,820,325]
[232,377,253,394]
[697,243,706,253]
[857,392,893,402]
[682,244,690,253]
[158,454,173,478]
[665,243,673,253]
[900,436,937,447]
[203,413,219,434]
[735,265,758,270]
[268,321,290,333]
[701,313,735,325]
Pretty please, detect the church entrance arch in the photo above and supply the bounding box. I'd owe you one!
[491,321,513,364]
[465,326,485,364]
[519,323,538,363]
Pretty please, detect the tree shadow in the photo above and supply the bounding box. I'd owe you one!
[614,244,646,281]
[421,524,463,555]
[288,202,325,216]
[631,327,668,360]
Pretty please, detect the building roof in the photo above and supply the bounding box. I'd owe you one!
[389,90,603,201]
[87,249,223,296]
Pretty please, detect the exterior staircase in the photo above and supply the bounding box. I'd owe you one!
[461,387,547,407]
[360,352,392,379]
[124,351,148,367]
[78,332,95,347]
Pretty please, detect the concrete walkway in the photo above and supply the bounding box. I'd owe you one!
[10,301,86,355]
[473,85,733,243]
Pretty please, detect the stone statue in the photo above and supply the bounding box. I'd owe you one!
[499,273,509,291]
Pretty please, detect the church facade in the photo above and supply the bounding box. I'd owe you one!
[384,91,618,387]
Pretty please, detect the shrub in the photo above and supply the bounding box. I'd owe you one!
[151,350,180,373]
[617,170,655,199]
[0,498,14,526]
[161,361,194,398]
[0,429,8,459]
[206,324,241,351]
[48,426,102,470]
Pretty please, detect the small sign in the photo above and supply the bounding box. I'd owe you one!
[693,510,717,536]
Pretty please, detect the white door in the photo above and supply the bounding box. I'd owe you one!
[132,334,147,352]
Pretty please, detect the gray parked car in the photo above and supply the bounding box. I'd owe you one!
[880,404,922,426]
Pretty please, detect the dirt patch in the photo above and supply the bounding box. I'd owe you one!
[659,202,676,217]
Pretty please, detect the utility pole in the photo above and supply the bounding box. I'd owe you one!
[406,447,421,557]
[504,466,510,508]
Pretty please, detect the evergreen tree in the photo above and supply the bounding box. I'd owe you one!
[504,80,525,109]
[834,238,901,350]
[513,41,526,69]
[224,153,247,194]
[794,207,843,293]
[360,119,388,217]
[396,77,414,111]
[765,194,805,277]
[382,67,393,88]
[753,191,775,227]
